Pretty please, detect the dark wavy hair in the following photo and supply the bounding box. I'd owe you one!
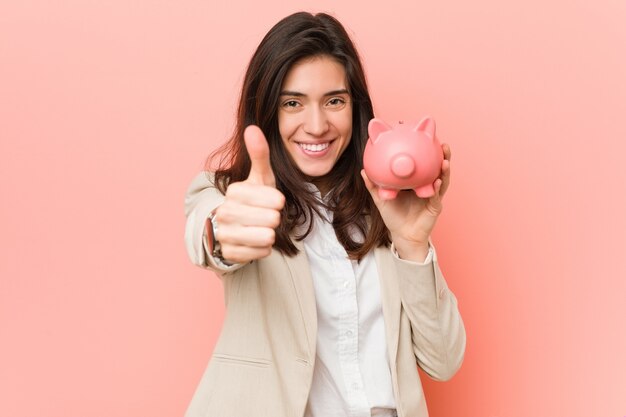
[205,11,390,260]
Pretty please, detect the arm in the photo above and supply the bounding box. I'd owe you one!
[392,242,466,381]
[362,140,464,379]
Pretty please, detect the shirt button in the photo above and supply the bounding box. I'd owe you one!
[351,382,360,390]
[346,330,353,337]
[343,281,349,288]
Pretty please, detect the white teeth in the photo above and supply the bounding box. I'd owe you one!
[298,142,330,152]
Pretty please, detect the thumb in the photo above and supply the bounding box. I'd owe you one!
[360,169,380,205]
[244,125,276,187]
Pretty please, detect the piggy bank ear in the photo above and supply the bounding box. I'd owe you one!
[368,118,392,143]
[414,116,436,139]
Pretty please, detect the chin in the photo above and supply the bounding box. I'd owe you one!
[297,164,333,179]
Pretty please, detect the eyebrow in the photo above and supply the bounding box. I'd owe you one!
[279,89,350,97]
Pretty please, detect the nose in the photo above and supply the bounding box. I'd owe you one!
[303,107,329,136]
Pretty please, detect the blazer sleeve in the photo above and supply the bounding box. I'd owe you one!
[392,242,466,381]
[183,171,244,274]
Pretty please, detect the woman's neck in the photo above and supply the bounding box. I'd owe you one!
[310,177,331,197]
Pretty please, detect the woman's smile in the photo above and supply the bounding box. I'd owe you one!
[296,139,334,156]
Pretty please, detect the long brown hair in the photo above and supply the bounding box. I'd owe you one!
[206,12,390,260]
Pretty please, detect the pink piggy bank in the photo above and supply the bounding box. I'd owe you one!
[363,117,443,200]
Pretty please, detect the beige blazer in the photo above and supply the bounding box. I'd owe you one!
[183,172,466,417]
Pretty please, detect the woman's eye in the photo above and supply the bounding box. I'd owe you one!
[327,97,346,106]
[283,100,299,108]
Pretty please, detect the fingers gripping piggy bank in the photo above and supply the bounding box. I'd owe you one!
[363,117,443,200]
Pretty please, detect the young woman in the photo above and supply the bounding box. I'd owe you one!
[184,11,465,417]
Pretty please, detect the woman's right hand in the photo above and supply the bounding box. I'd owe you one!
[212,125,285,264]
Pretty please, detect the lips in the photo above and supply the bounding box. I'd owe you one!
[297,142,331,152]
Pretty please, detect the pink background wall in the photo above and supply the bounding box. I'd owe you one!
[1,0,625,416]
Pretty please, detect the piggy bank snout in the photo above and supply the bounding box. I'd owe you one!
[390,154,415,178]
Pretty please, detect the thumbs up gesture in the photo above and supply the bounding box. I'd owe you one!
[212,125,286,264]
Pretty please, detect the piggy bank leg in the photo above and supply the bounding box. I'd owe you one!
[414,184,436,199]
[378,188,399,200]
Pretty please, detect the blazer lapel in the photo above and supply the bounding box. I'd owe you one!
[375,246,401,367]
[283,238,318,363]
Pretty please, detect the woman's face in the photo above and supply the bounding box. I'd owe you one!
[278,55,353,180]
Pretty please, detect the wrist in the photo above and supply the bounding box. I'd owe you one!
[391,235,430,262]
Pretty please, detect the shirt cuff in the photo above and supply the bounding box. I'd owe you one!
[390,242,434,265]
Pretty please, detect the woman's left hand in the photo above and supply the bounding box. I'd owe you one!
[361,143,452,261]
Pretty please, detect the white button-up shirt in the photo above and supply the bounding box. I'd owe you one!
[302,190,433,417]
